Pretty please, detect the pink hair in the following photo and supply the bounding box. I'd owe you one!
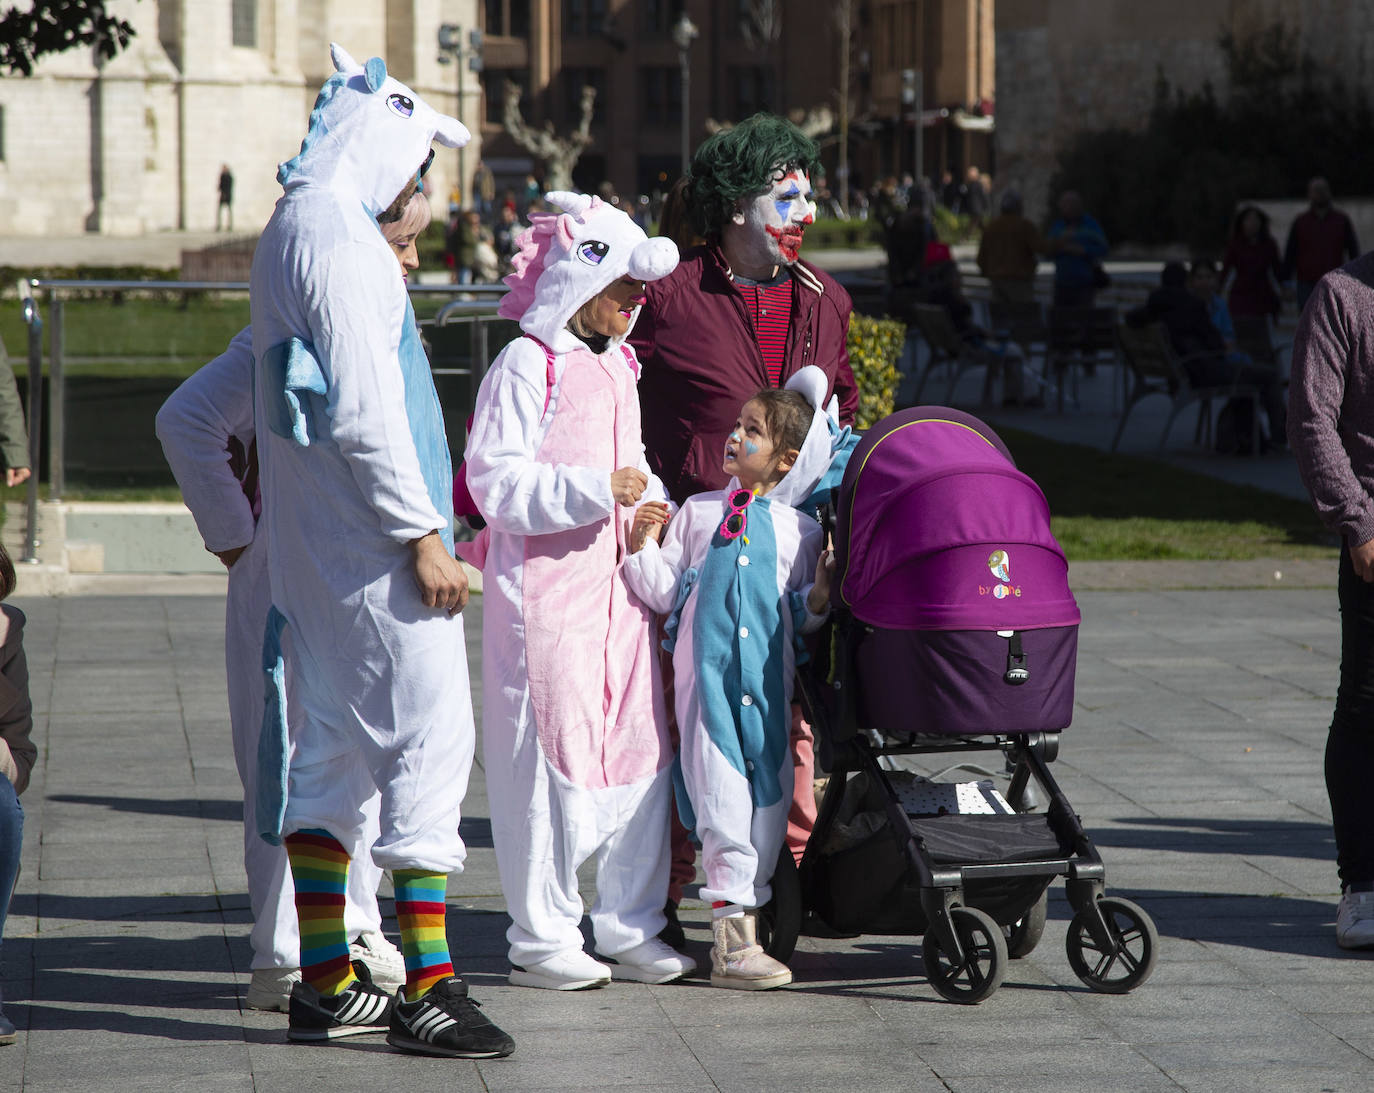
[497,195,604,322]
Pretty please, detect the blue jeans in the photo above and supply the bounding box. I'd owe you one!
[0,776,20,953]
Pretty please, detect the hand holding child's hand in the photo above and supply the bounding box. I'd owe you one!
[610,467,648,506]
[629,501,670,554]
[807,547,836,616]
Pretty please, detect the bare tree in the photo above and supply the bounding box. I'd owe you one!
[704,105,832,140]
[741,0,782,51]
[502,80,597,194]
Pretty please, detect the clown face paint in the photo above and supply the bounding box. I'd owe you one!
[742,168,816,268]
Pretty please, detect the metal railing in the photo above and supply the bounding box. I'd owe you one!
[15,277,508,525]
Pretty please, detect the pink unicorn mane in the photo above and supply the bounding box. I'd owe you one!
[497,195,605,321]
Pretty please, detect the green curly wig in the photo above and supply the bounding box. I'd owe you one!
[685,113,821,239]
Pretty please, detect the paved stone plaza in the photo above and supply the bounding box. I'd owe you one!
[0,570,1370,1093]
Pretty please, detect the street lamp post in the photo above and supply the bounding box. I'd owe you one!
[438,24,483,208]
[671,12,699,177]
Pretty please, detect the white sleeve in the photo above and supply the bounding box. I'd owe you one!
[311,246,447,542]
[465,338,616,535]
[790,519,828,633]
[154,327,258,553]
[621,497,702,614]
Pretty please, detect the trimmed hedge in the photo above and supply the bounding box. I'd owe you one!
[847,314,906,430]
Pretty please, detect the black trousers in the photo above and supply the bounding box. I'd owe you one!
[1329,543,1374,888]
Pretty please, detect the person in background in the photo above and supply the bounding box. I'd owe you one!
[1047,190,1108,308]
[0,546,33,1046]
[1283,177,1360,313]
[217,165,235,232]
[977,190,1048,306]
[1137,261,1285,445]
[0,342,30,489]
[1288,250,1374,950]
[1187,258,1249,364]
[1221,205,1282,320]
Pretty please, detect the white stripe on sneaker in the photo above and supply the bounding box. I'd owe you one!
[411,1009,457,1039]
[335,992,387,1025]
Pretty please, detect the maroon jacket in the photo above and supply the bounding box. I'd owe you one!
[1283,208,1360,285]
[631,244,858,504]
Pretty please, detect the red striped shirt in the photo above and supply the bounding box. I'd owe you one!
[734,275,793,387]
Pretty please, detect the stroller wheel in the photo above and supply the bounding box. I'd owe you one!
[758,846,802,963]
[922,906,1007,1004]
[1005,890,1049,958]
[1065,896,1158,994]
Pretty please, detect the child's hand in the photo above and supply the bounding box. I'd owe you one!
[807,547,836,615]
[630,501,671,553]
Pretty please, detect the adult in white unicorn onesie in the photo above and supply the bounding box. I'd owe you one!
[465,191,694,989]
[154,192,434,1013]
[248,45,512,1058]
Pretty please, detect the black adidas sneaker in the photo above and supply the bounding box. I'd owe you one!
[287,973,394,1041]
[387,976,515,1058]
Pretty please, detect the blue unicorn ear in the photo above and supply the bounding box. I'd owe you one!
[364,57,387,92]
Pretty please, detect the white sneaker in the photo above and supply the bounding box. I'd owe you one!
[246,966,300,1012]
[349,930,407,993]
[509,949,612,990]
[1335,890,1374,950]
[598,937,696,984]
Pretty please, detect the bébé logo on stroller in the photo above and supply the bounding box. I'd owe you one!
[979,549,1022,599]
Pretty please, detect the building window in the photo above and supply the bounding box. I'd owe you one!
[642,0,672,35]
[564,0,606,37]
[485,69,529,125]
[231,0,256,48]
[562,67,607,125]
[485,0,530,37]
[728,66,775,119]
[641,67,681,128]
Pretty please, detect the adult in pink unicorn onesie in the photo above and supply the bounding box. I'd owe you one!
[465,190,695,990]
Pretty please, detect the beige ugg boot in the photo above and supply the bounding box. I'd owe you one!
[709,911,792,990]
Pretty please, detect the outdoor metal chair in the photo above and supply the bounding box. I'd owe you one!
[1231,314,1290,373]
[1047,305,1118,413]
[988,299,1053,404]
[909,303,1004,406]
[1111,321,1261,455]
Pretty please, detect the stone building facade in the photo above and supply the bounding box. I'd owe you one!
[996,0,1374,223]
[0,0,480,237]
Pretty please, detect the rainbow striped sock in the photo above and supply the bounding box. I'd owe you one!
[284,829,357,997]
[393,869,454,1001]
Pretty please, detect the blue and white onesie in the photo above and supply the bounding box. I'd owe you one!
[621,367,851,908]
[155,330,385,970]
[250,45,473,872]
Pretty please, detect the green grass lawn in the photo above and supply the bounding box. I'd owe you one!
[999,426,1337,561]
[1,295,252,377]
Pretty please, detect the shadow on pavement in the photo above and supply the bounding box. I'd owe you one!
[46,793,242,823]
[1092,815,1334,860]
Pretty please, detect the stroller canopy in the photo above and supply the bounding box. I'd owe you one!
[836,407,1080,631]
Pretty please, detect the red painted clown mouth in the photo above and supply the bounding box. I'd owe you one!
[766,225,806,262]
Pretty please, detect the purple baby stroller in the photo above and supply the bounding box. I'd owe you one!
[762,407,1158,1003]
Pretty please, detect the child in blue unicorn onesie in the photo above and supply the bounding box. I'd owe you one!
[622,365,850,989]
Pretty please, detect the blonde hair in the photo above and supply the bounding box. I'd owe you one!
[383,191,432,242]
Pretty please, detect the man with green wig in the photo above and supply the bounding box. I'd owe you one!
[630,111,858,947]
